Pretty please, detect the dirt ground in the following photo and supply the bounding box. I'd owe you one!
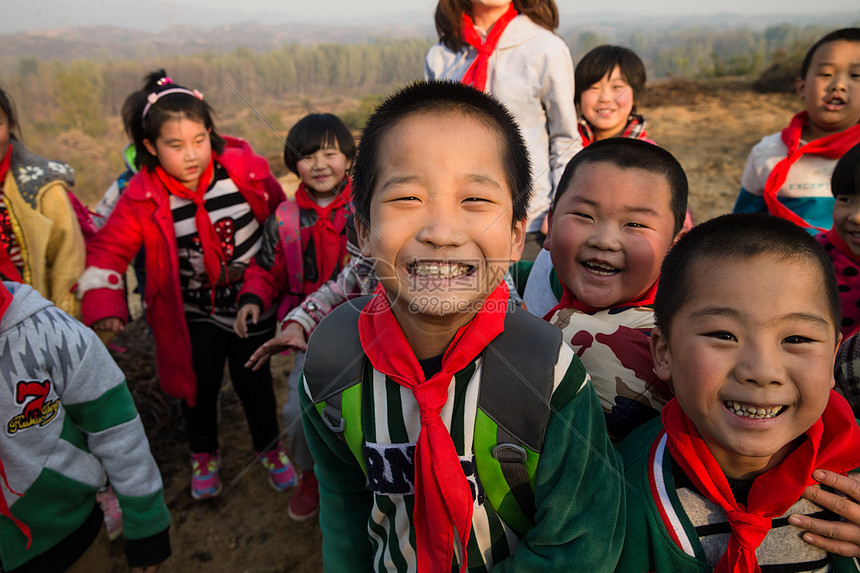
[105,77,802,572]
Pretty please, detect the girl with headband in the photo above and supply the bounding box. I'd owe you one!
[77,70,297,501]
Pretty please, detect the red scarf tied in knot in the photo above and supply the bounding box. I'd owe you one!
[293,178,353,293]
[661,390,860,573]
[154,158,220,308]
[763,112,860,230]
[0,282,31,548]
[358,281,510,572]
[460,3,518,92]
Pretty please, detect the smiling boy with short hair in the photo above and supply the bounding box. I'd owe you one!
[617,213,860,572]
[734,28,860,230]
[543,138,687,441]
[300,80,624,572]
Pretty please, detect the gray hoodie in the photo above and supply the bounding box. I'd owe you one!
[426,14,581,232]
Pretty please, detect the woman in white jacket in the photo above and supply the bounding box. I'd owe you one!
[425,0,580,260]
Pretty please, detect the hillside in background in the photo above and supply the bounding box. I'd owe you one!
[1,15,858,207]
[1,11,857,67]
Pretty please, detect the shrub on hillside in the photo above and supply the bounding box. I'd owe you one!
[753,48,805,94]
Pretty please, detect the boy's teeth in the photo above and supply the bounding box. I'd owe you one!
[725,400,784,419]
[584,262,618,275]
[409,262,471,278]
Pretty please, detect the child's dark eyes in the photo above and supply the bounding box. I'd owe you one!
[625,221,646,229]
[704,331,737,342]
[784,335,815,344]
[837,195,854,205]
[571,212,594,221]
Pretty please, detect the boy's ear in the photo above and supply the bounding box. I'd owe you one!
[650,326,673,382]
[544,207,555,247]
[143,139,157,157]
[831,332,844,390]
[794,76,807,101]
[355,215,372,258]
[510,218,527,263]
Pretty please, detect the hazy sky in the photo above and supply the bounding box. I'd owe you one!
[0,0,860,33]
[6,0,859,33]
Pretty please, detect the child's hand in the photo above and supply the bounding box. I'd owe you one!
[279,321,308,352]
[233,303,261,338]
[789,469,860,557]
[92,317,124,334]
[244,322,308,371]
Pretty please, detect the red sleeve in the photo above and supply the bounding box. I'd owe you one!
[239,245,290,311]
[80,191,143,326]
[262,174,286,213]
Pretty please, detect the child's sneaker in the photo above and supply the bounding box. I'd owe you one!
[190,451,222,500]
[259,446,297,492]
[288,470,320,522]
[96,485,123,541]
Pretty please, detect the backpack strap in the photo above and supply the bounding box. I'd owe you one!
[476,304,562,535]
[275,199,304,316]
[302,295,373,427]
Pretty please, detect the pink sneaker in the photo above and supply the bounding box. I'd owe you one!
[288,470,319,522]
[259,446,297,492]
[190,451,222,500]
[96,486,123,540]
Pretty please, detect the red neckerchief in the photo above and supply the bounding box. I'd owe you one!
[358,281,509,572]
[0,145,23,283]
[460,3,518,92]
[763,112,860,231]
[154,158,220,309]
[822,229,860,338]
[0,281,31,548]
[826,227,860,265]
[577,114,648,148]
[661,391,860,573]
[544,279,658,320]
[293,177,353,293]
[0,142,11,189]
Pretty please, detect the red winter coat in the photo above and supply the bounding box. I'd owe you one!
[81,136,285,405]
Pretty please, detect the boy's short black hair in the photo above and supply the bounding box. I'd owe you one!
[800,28,860,78]
[831,142,860,198]
[552,138,688,234]
[654,213,841,337]
[283,113,356,175]
[351,80,532,227]
[574,45,647,111]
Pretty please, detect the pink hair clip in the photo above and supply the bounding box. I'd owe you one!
[156,77,173,86]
